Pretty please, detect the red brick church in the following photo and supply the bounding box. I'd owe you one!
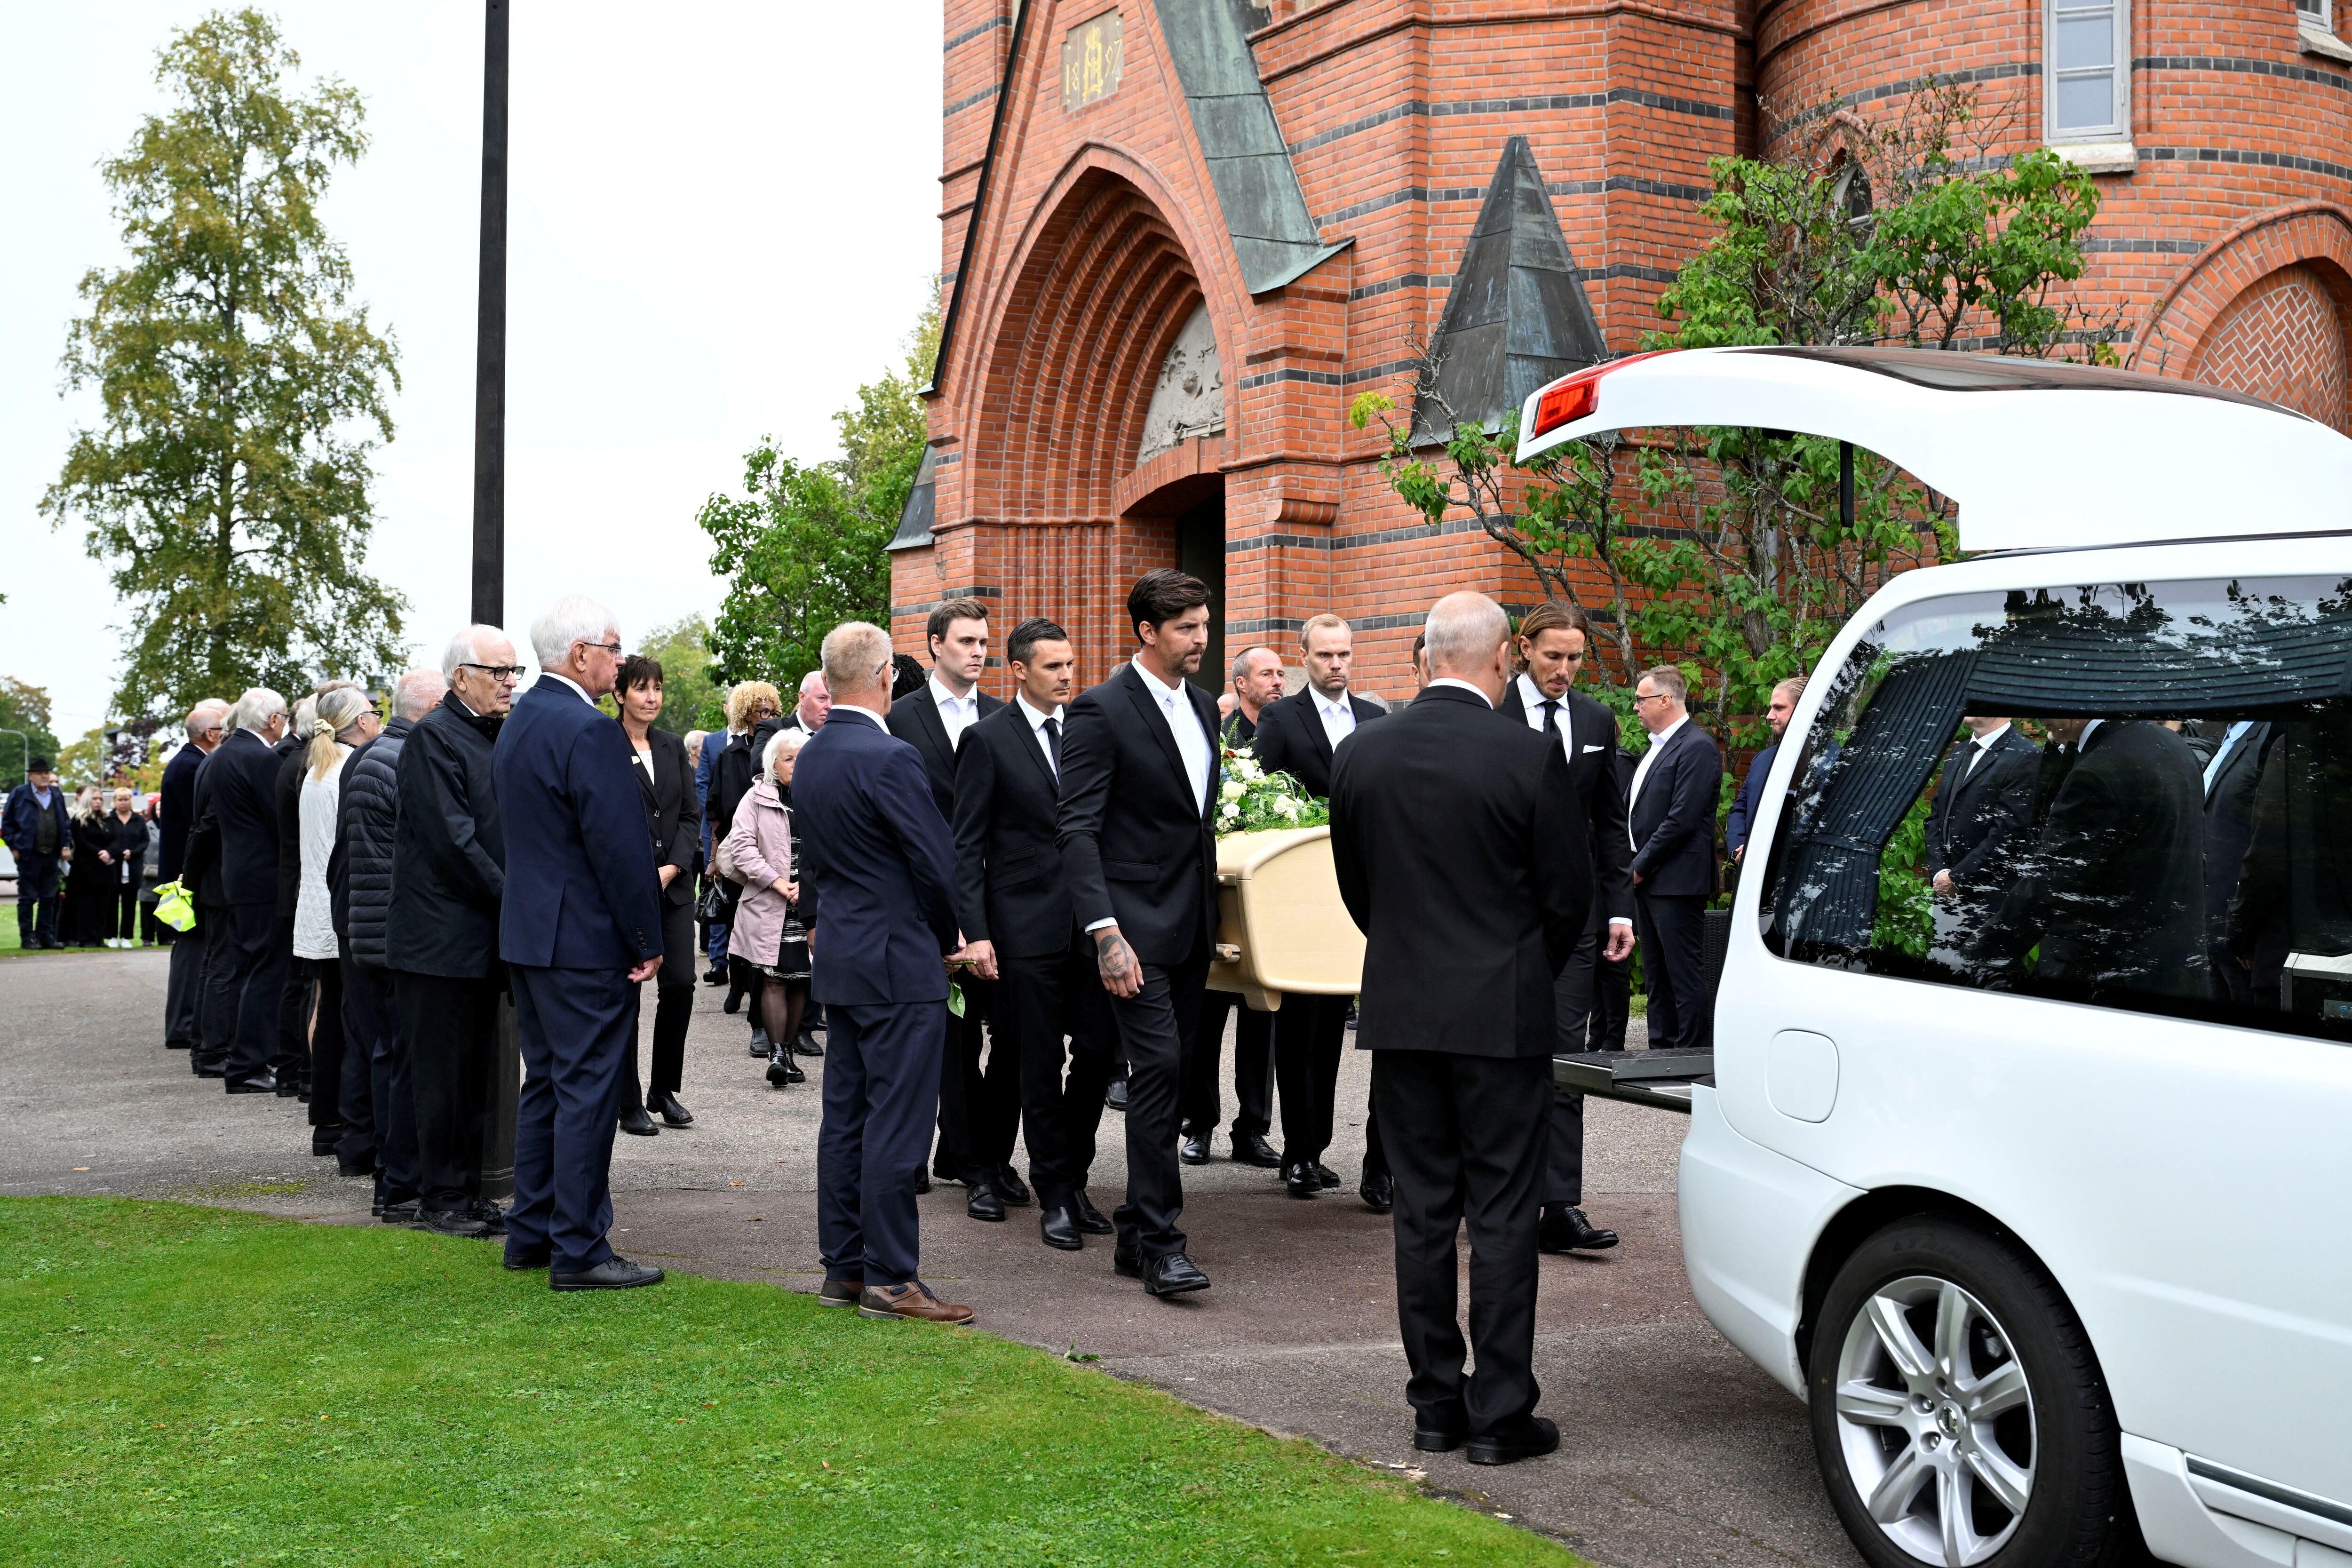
[891,0,2352,693]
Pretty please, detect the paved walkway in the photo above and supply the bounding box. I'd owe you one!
[1,945,1860,1568]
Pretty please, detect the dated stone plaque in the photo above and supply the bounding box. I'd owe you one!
[1061,9,1123,111]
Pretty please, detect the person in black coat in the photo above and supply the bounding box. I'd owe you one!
[389,636,514,1237]
[1188,645,1284,1168]
[159,704,227,1048]
[612,655,701,1131]
[100,787,151,945]
[1625,667,1723,1051]
[1328,591,1589,1467]
[3,760,73,950]
[1056,570,1223,1298]
[952,617,1119,1248]
[181,734,241,1076]
[889,597,1015,1199]
[186,690,294,1091]
[1246,614,1389,1202]
[1922,714,2042,975]
[1496,602,1636,1255]
[2193,719,2273,1005]
[61,790,115,947]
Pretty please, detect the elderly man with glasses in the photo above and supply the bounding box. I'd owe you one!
[386,626,518,1239]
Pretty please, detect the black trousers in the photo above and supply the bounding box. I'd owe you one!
[302,957,348,1134]
[221,902,288,1088]
[165,912,206,1047]
[1545,926,1611,1208]
[332,953,378,1171]
[196,901,238,1071]
[624,898,695,1106]
[13,852,61,945]
[1272,994,1354,1163]
[272,915,308,1082]
[999,939,1118,1207]
[111,880,141,941]
[1182,990,1273,1140]
[393,969,501,1213]
[1636,891,1710,1051]
[346,959,417,1202]
[1105,942,1209,1259]
[1373,1048,1549,1439]
[933,978,1019,1182]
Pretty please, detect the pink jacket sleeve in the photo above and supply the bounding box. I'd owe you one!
[726,792,784,889]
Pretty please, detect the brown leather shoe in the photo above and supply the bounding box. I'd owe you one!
[816,1276,863,1308]
[857,1281,975,1324]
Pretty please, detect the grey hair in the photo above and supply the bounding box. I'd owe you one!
[310,686,374,780]
[530,597,619,669]
[183,700,228,741]
[819,621,892,695]
[440,625,505,680]
[1230,645,1277,681]
[761,725,808,782]
[392,668,448,721]
[228,687,288,734]
[289,695,319,741]
[1421,593,1509,676]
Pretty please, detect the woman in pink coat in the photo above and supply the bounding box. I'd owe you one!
[727,728,812,1089]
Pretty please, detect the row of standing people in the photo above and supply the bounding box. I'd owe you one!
[3,773,151,949]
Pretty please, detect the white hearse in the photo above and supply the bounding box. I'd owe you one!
[1519,346,2352,1568]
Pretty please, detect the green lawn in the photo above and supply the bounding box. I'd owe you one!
[0,1199,1577,1567]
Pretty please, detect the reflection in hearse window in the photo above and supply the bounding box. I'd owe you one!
[1759,577,2352,1042]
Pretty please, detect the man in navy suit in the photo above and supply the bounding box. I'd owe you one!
[795,620,974,1324]
[1725,677,1806,864]
[1627,667,1722,1051]
[494,598,667,1291]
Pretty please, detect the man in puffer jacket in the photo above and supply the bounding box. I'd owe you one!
[328,669,447,1218]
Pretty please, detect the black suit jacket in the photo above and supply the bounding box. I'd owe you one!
[274,735,308,917]
[1056,662,1221,967]
[158,740,205,881]
[1498,678,1634,926]
[201,728,287,908]
[888,679,1006,820]
[1248,687,1387,800]
[181,749,229,906]
[631,725,699,908]
[952,701,1073,960]
[1922,727,2041,890]
[1628,720,1722,898]
[1329,684,1589,1057]
[2197,720,2271,947]
[387,692,506,979]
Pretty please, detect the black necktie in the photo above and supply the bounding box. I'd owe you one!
[1045,715,1062,776]
[1540,699,1561,735]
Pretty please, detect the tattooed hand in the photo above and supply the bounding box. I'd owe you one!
[1094,926,1143,998]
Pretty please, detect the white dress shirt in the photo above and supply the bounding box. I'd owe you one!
[1132,655,1214,808]
[2202,720,2254,796]
[1425,677,1492,707]
[1017,692,1063,778]
[538,669,596,706]
[1628,713,1689,846]
[1312,687,1359,753]
[1514,673,1574,760]
[930,672,980,751]
[827,703,884,731]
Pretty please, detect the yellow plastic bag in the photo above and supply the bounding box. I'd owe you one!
[153,878,197,933]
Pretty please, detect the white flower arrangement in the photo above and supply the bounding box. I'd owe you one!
[1214,746,1329,836]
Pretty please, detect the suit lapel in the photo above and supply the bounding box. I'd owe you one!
[1120,665,1191,788]
[1013,708,1059,797]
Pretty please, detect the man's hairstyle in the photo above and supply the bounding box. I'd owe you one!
[820,621,894,694]
[1421,593,1508,674]
[615,654,664,699]
[926,597,990,649]
[1126,569,1211,641]
[391,669,448,721]
[724,681,780,730]
[1516,599,1592,648]
[183,702,227,741]
[1410,632,1426,661]
[228,687,287,733]
[1773,674,1809,701]
[1230,645,1276,681]
[1007,616,1069,668]
[1638,665,1690,704]
[797,669,827,696]
[530,597,619,669]
[440,624,506,680]
[1299,613,1350,648]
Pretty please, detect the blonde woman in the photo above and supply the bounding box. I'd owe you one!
[100,786,151,947]
[65,786,115,947]
[294,686,379,1160]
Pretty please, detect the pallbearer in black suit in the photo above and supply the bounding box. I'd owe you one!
[1923,712,2041,971]
[1626,667,1722,1051]
[2195,718,2273,1004]
[1247,614,1390,1204]
[1057,570,1222,1297]
[191,687,294,1093]
[888,598,1021,1209]
[952,619,1120,1250]
[1495,602,1634,1256]
[1329,592,1589,1466]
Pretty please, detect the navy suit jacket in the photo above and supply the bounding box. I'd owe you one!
[157,741,206,880]
[791,705,959,1006]
[207,728,287,907]
[1628,719,1722,898]
[1724,740,1777,860]
[492,680,664,971]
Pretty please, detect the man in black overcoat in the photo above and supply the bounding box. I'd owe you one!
[157,702,226,1051]
[1329,591,1589,1465]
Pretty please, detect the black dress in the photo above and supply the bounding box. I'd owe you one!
[64,811,116,945]
[768,788,810,982]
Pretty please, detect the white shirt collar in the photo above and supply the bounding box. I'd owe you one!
[1972,722,2012,749]
[1130,654,1189,704]
[1426,677,1494,708]
[1016,692,1060,730]
[538,670,595,706]
[829,701,885,728]
[1650,712,1690,748]
[2077,718,2105,748]
[929,671,975,710]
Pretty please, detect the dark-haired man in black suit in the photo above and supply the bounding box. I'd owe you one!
[888,597,1017,1210]
[1626,666,1722,1051]
[953,618,1120,1250]
[1249,613,1390,1202]
[1923,713,2041,973]
[2193,718,2272,1005]
[1330,590,1589,1466]
[1057,569,1222,1297]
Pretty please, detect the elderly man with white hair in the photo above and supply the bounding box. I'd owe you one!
[387,626,517,1239]
[493,597,667,1290]
[158,698,229,1053]
[181,686,293,1093]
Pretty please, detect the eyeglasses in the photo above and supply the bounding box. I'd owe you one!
[1633,691,1675,706]
[579,641,624,659]
[459,663,528,683]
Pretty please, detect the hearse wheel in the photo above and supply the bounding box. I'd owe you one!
[1809,1217,2137,1568]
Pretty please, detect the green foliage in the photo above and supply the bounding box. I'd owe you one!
[1872,792,1937,956]
[0,678,63,790]
[40,9,407,717]
[632,613,723,734]
[1213,747,1330,836]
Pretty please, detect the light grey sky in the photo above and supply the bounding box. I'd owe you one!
[0,1,943,741]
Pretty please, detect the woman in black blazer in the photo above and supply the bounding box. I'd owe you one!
[613,656,701,1133]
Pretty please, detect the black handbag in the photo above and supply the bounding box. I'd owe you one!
[697,875,737,925]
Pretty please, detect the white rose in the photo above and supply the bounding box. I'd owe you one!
[1220,779,1244,802]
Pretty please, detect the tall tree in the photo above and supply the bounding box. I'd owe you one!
[41,8,407,717]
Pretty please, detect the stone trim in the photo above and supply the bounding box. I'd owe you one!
[944,81,1002,117]
[944,14,1010,52]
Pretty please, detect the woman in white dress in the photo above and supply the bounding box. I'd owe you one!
[295,686,381,1166]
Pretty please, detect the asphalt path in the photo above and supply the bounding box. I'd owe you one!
[0,944,1862,1567]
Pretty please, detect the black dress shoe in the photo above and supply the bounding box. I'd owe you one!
[1467,1416,1559,1466]
[1360,1170,1394,1214]
[1232,1131,1282,1168]
[703,963,728,987]
[723,986,745,1015]
[1039,1205,1082,1251]
[469,1198,509,1235]
[550,1256,664,1291]
[1283,1160,1320,1199]
[275,1076,302,1098]
[914,1170,930,1195]
[1179,1134,1211,1165]
[777,1052,806,1084]
[618,1102,659,1137]
[1414,1427,1467,1453]
[166,1038,192,1051]
[379,1198,419,1225]
[993,1163,1031,1206]
[1315,1162,1341,1189]
[1104,1075,1129,1112]
[791,1030,824,1058]
[419,1206,489,1238]
[193,1063,226,1079]
[965,1180,1006,1222]
[1143,1252,1210,1297]
[747,1026,769,1056]
[1071,1190,1114,1234]
[311,1131,343,1156]
[651,1091,693,1127]
[503,1247,549,1271]
[337,1160,377,1181]
[225,1074,279,1095]
[1538,1204,1620,1253]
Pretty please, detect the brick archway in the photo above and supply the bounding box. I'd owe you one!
[2132,204,2352,405]
[2188,263,2352,432]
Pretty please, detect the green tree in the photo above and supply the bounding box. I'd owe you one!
[0,678,64,790]
[40,8,407,719]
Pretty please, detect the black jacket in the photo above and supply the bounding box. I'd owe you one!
[181,750,229,907]
[1628,719,1722,898]
[630,725,699,908]
[711,728,761,859]
[158,740,206,880]
[1056,662,1222,967]
[1247,686,1387,800]
[1922,726,2042,891]
[387,692,505,978]
[1330,683,1589,1057]
[331,716,412,963]
[274,735,308,917]
[1498,678,1635,927]
[196,728,287,908]
[888,678,1006,820]
[2197,720,2272,952]
[953,700,1074,960]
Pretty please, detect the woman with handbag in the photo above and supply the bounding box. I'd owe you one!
[724,728,813,1090]
[612,654,702,1135]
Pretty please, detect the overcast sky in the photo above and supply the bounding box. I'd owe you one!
[0,1,943,742]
